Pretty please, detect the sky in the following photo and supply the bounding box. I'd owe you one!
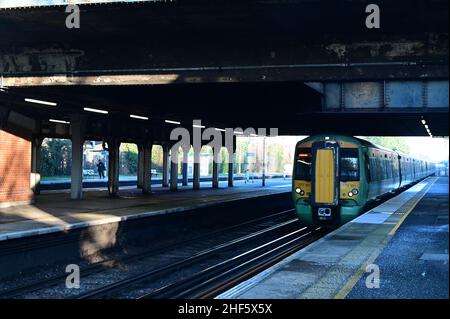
[403,137,449,162]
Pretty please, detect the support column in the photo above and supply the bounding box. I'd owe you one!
[212,149,219,189]
[142,141,153,194]
[70,115,84,200]
[107,139,120,197]
[193,147,201,190]
[182,150,189,186]
[137,144,144,189]
[170,146,179,191]
[228,151,234,187]
[31,137,43,195]
[227,135,236,188]
[162,143,169,187]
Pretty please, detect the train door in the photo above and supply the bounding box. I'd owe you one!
[311,140,339,221]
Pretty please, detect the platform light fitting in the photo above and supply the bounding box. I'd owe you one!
[49,119,70,124]
[215,128,226,132]
[250,133,258,137]
[421,119,426,125]
[234,130,244,135]
[193,124,206,128]
[83,107,108,114]
[25,98,57,107]
[130,114,149,120]
[424,124,429,129]
[165,120,181,125]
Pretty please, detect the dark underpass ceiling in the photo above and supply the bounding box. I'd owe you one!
[0,1,447,138]
[2,81,448,137]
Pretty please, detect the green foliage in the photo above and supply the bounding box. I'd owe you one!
[152,145,163,172]
[119,143,138,175]
[365,137,410,154]
[40,139,72,177]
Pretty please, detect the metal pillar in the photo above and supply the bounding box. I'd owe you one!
[137,143,144,189]
[162,143,169,187]
[70,115,84,200]
[170,146,179,191]
[107,139,120,197]
[31,137,43,195]
[227,135,236,188]
[212,149,219,189]
[182,150,188,186]
[193,147,201,190]
[142,141,153,194]
[228,152,234,187]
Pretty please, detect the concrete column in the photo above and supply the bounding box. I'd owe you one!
[228,151,234,187]
[142,141,153,194]
[162,144,169,187]
[30,137,43,195]
[182,150,188,186]
[107,139,120,197]
[193,147,201,190]
[137,144,144,189]
[70,116,84,200]
[212,149,219,189]
[170,146,179,191]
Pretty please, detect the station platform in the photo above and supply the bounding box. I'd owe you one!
[0,178,291,242]
[217,177,449,299]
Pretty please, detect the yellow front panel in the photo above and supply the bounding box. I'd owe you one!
[315,149,335,203]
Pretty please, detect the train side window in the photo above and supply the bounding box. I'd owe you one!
[294,148,312,181]
[365,154,371,182]
[370,157,378,181]
[340,148,359,181]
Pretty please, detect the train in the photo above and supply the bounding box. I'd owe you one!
[292,134,436,226]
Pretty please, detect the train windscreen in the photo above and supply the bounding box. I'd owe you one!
[340,148,359,181]
[295,148,312,180]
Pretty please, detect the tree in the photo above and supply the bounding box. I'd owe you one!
[365,137,410,153]
[119,143,138,175]
[40,139,72,177]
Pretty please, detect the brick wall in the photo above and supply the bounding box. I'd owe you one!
[0,129,33,205]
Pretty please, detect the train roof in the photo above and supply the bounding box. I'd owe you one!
[296,135,432,163]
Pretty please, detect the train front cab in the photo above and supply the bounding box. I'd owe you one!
[293,137,365,226]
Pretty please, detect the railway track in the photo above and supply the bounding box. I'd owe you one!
[75,215,315,299]
[0,208,303,299]
[140,226,324,299]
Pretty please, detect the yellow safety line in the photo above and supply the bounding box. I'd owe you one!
[334,177,437,299]
[334,247,382,299]
[388,178,437,236]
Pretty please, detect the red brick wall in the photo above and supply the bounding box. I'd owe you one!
[0,130,33,204]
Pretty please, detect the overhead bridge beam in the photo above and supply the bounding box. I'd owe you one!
[306,80,449,111]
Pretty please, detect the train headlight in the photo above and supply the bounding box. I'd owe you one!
[348,191,354,197]
[295,188,301,194]
[351,189,359,195]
